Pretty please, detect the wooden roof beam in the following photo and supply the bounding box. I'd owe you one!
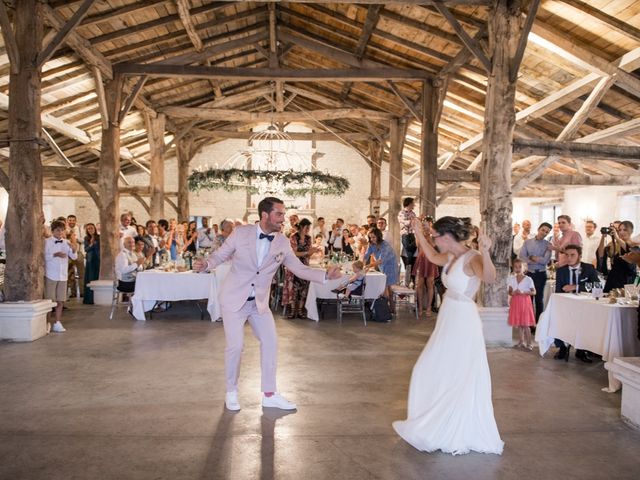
[190,129,371,142]
[559,0,640,42]
[160,107,394,122]
[174,0,204,51]
[114,63,432,82]
[513,139,640,163]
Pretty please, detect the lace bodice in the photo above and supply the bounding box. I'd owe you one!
[441,250,481,300]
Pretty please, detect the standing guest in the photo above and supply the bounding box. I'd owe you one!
[119,213,137,247]
[44,220,78,333]
[312,217,329,253]
[182,220,198,254]
[157,219,170,260]
[115,236,145,293]
[597,221,638,292]
[197,217,216,249]
[285,214,299,237]
[328,218,345,252]
[621,250,640,341]
[364,227,399,308]
[282,218,320,319]
[413,225,438,318]
[377,217,391,243]
[136,224,146,237]
[215,219,234,249]
[582,220,601,267]
[83,223,100,305]
[550,215,582,267]
[142,220,159,264]
[553,244,600,362]
[366,215,377,228]
[309,234,326,264]
[398,197,418,286]
[508,259,536,350]
[66,227,85,298]
[66,214,81,238]
[167,218,178,260]
[513,220,533,258]
[193,197,341,411]
[174,223,187,255]
[519,222,552,323]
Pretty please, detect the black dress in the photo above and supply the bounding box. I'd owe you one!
[601,243,636,293]
[83,237,100,304]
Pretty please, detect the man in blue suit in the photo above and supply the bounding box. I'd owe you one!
[554,244,600,361]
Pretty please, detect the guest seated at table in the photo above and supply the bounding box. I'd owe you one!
[364,227,399,309]
[333,260,366,299]
[342,228,355,257]
[553,244,600,362]
[115,236,146,293]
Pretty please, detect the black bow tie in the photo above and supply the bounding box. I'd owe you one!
[259,233,274,242]
[55,240,63,244]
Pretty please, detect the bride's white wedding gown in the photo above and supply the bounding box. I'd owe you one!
[393,249,504,455]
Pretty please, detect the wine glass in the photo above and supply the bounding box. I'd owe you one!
[584,282,593,294]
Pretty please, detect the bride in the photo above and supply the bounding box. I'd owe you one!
[393,216,504,455]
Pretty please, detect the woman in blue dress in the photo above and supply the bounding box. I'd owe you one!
[364,227,399,305]
[83,223,100,304]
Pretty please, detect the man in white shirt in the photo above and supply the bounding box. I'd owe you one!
[513,219,534,258]
[328,218,344,252]
[66,214,85,298]
[197,217,215,249]
[582,220,601,266]
[377,217,391,243]
[44,220,78,333]
[119,213,137,248]
[115,236,145,293]
[312,217,329,253]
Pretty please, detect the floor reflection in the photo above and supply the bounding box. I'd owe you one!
[200,408,238,480]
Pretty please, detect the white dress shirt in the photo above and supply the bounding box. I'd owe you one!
[115,249,141,282]
[197,227,215,248]
[582,233,601,265]
[44,236,78,281]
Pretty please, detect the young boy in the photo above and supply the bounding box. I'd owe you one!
[44,220,78,333]
[333,261,366,299]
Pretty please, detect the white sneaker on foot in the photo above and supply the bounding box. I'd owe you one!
[225,391,241,411]
[262,393,297,410]
[51,321,66,333]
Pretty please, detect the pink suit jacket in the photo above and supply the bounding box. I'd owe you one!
[206,224,326,314]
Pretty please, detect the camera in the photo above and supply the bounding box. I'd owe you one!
[600,227,613,235]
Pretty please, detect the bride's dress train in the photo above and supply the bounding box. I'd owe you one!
[393,250,504,455]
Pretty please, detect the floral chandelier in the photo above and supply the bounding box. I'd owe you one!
[188,124,349,198]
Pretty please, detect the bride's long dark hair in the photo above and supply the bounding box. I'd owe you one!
[432,217,473,242]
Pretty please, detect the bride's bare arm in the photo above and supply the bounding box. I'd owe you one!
[469,232,496,283]
[411,218,448,266]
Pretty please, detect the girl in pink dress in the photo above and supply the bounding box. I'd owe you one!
[508,259,537,350]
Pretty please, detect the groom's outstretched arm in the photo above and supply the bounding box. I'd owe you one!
[205,229,238,270]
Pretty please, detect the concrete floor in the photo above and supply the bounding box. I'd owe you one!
[1,301,639,480]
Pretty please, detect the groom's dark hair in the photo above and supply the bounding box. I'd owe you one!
[258,197,284,218]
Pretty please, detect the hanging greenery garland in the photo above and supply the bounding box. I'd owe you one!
[188,167,350,197]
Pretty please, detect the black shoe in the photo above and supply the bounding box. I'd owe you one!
[554,348,568,360]
[576,352,593,363]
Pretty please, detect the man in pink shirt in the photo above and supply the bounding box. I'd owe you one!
[550,214,582,267]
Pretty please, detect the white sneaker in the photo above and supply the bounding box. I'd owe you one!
[262,393,297,410]
[225,391,241,411]
[51,321,66,333]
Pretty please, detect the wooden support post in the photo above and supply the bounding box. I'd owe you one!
[479,0,523,308]
[5,0,44,301]
[388,119,402,255]
[421,79,438,218]
[369,140,382,216]
[146,113,166,219]
[177,136,194,222]
[98,77,122,280]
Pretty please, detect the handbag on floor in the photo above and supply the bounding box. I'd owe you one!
[369,296,392,322]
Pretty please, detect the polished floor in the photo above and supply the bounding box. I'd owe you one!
[1,301,639,480]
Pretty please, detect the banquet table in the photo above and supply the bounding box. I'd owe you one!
[131,263,230,321]
[535,293,640,392]
[305,271,387,322]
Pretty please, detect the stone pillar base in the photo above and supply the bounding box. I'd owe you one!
[478,306,512,347]
[88,280,114,306]
[605,357,640,429]
[0,300,56,342]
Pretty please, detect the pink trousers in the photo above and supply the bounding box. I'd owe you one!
[221,299,278,393]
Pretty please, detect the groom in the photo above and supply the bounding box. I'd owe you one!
[194,197,341,411]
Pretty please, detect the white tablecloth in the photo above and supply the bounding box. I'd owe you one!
[305,271,387,321]
[131,263,230,321]
[535,293,640,392]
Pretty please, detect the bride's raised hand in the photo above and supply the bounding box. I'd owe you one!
[478,231,492,252]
